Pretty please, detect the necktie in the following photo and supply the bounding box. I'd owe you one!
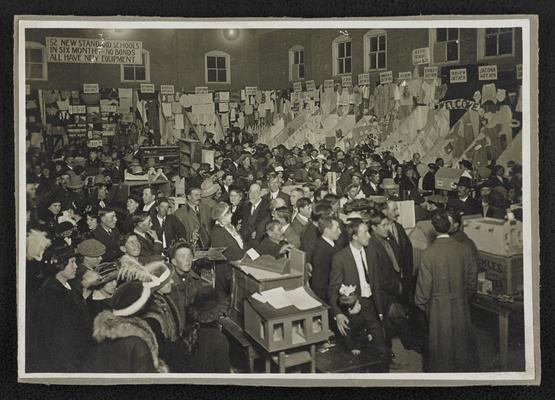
[360,249,370,282]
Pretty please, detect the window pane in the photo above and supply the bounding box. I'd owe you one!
[447,41,458,61]
[294,51,299,64]
[499,32,513,55]
[218,69,227,82]
[448,28,459,40]
[378,52,386,69]
[338,59,344,74]
[208,69,217,82]
[217,56,226,69]
[207,56,216,69]
[26,48,31,59]
[299,50,304,63]
[378,35,386,50]
[345,57,351,73]
[346,41,351,56]
[437,28,447,42]
[370,54,377,69]
[338,42,345,58]
[135,67,146,81]
[30,48,43,63]
[299,64,304,79]
[485,34,497,56]
[30,64,43,79]
[370,36,377,52]
[123,66,134,81]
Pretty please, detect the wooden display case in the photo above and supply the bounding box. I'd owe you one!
[177,138,202,177]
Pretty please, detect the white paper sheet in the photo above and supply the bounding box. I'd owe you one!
[251,292,268,304]
[284,287,321,310]
[260,287,293,309]
[246,248,260,260]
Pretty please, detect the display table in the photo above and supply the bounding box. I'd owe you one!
[470,293,524,370]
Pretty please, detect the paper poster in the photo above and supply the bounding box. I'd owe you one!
[479,65,497,81]
[412,47,430,65]
[450,68,467,83]
[305,80,316,91]
[219,102,229,112]
[358,73,370,86]
[293,82,303,92]
[516,64,522,80]
[380,71,393,84]
[423,66,438,79]
[174,113,184,129]
[140,83,155,93]
[118,88,133,98]
[160,85,175,95]
[341,75,352,87]
[396,200,416,229]
[195,86,209,94]
[202,149,215,169]
[46,37,142,64]
[83,83,99,94]
[398,71,412,81]
[245,86,257,96]
[324,79,335,91]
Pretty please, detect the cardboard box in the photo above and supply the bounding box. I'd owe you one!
[435,167,463,191]
[464,218,523,257]
[476,251,523,296]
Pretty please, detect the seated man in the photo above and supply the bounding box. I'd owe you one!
[254,220,293,259]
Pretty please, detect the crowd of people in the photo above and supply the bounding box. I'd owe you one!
[24,127,523,373]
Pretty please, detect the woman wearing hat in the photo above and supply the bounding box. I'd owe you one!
[27,243,92,372]
[86,262,119,318]
[33,193,63,236]
[87,280,167,373]
[210,202,245,295]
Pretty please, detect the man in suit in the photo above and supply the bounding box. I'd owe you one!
[174,186,209,248]
[364,169,385,196]
[227,186,244,227]
[448,177,481,216]
[92,208,123,262]
[309,216,342,303]
[254,220,293,259]
[273,206,301,249]
[150,197,186,250]
[142,185,157,214]
[480,193,507,219]
[328,219,389,358]
[239,183,270,248]
[219,172,235,204]
[290,197,312,238]
[132,212,164,264]
[262,174,290,207]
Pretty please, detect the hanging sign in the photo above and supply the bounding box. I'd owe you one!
[140,83,155,93]
[398,71,412,81]
[46,37,142,64]
[379,71,393,84]
[324,79,335,91]
[412,47,430,65]
[83,83,99,94]
[195,86,209,94]
[358,73,370,86]
[305,80,316,91]
[160,85,175,95]
[478,65,498,81]
[423,66,438,79]
[516,64,522,80]
[245,86,257,96]
[293,82,303,92]
[450,68,467,83]
[341,75,352,87]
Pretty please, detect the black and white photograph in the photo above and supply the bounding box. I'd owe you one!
[15,16,539,385]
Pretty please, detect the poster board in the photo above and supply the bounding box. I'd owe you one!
[396,200,416,229]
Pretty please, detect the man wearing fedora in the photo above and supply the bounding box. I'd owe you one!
[448,177,481,216]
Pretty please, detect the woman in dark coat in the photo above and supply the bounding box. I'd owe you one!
[210,203,245,295]
[27,244,92,372]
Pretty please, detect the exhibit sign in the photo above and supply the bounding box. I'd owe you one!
[46,37,142,64]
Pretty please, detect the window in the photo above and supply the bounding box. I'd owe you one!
[205,50,231,84]
[121,50,150,82]
[332,36,352,76]
[363,30,387,71]
[25,41,47,81]
[431,28,459,64]
[483,28,514,58]
[289,45,305,81]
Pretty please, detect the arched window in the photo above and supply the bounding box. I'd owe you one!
[332,35,352,76]
[121,49,150,82]
[363,30,387,71]
[205,50,231,84]
[25,41,47,81]
[289,45,305,81]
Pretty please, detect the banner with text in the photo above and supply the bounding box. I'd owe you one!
[245,86,257,96]
[412,47,430,65]
[380,71,393,84]
[478,65,498,81]
[46,37,142,64]
[324,79,335,91]
[293,82,303,92]
[358,73,370,86]
[423,66,438,79]
[306,80,316,91]
[398,71,412,81]
[435,99,481,111]
[450,68,467,83]
[160,85,175,95]
[341,75,352,87]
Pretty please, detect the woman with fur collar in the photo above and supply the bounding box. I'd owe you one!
[87,279,168,373]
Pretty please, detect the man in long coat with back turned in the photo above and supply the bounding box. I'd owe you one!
[415,210,478,372]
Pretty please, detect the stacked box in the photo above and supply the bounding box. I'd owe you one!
[476,251,523,296]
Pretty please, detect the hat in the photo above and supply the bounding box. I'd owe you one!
[191,287,228,324]
[201,179,219,198]
[111,280,151,317]
[67,173,85,190]
[274,165,284,173]
[143,262,173,292]
[92,262,119,286]
[94,174,107,186]
[43,242,75,269]
[199,163,211,172]
[77,239,106,258]
[380,178,399,190]
[210,202,230,221]
[457,176,473,188]
[55,221,75,236]
[425,194,448,204]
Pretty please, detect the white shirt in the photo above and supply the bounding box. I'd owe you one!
[370,182,379,192]
[143,201,155,212]
[250,199,262,214]
[322,236,335,248]
[270,190,280,200]
[296,213,309,224]
[349,243,372,298]
[157,215,167,248]
[437,234,450,239]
